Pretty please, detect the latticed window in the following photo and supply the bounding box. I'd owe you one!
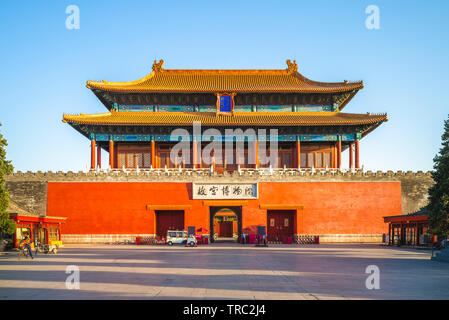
[301,151,332,168]
[119,153,126,168]
[167,147,193,168]
[116,143,152,168]
[118,151,151,168]
[300,153,307,167]
[136,153,144,167]
[323,152,331,167]
[307,153,314,167]
[127,153,135,167]
[143,153,151,167]
[159,152,172,168]
[316,152,323,167]
[275,151,291,168]
[49,228,59,241]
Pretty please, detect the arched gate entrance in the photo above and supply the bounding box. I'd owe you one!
[209,206,242,243]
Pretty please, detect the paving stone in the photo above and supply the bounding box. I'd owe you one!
[0,244,448,299]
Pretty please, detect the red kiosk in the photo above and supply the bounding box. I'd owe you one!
[7,201,67,248]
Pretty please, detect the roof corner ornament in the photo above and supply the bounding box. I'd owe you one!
[152,59,164,72]
[286,59,298,73]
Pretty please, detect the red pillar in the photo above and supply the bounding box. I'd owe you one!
[296,137,301,168]
[355,139,360,169]
[97,144,101,169]
[109,140,114,169]
[349,143,354,169]
[151,139,156,168]
[90,140,96,170]
[337,139,341,169]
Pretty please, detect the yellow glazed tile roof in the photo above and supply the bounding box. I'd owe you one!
[86,60,363,94]
[63,111,387,127]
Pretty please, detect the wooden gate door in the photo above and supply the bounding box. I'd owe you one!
[219,221,233,237]
[156,210,185,238]
[267,210,294,242]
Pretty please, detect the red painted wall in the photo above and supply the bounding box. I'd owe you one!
[47,182,401,235]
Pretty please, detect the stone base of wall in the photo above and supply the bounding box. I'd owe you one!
[314,234,384,243]
[62,234,155,244]
[63,233,384,244]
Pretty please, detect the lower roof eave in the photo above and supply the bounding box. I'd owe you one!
[10,213,67,224]
[383,214,428,223]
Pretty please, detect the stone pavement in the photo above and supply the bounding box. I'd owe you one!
[0,244,448,300]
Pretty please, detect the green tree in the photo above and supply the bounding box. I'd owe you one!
[428,114,449,237]
[0,123,14,238]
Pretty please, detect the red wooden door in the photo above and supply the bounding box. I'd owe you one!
[219,221,233,237]
[267,210,294,242]
[156,210,185,238]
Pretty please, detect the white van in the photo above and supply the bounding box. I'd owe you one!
[166,230,196,246]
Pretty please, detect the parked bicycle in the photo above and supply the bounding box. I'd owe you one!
[17,245,32,260]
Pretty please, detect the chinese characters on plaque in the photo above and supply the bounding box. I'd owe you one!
[192,183,258,199]
[219,95,232,113]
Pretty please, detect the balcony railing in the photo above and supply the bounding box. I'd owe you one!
[88,165,364,176]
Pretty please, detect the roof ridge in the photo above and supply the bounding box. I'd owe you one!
[86,59,364,93]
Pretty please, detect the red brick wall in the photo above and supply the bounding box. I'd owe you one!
[47,182,401,236]
[259,182,400,234]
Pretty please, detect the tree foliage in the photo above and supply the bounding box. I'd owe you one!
[0,123,14,237]
[428,114,449,237]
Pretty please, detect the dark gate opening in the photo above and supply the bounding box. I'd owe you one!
[209,206,242,243]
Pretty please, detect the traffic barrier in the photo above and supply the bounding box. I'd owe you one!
[294,235,320,244]
[135,236,159,245]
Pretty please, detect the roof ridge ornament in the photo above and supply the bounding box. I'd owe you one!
[152,59,164,72]
[286,59,298,73]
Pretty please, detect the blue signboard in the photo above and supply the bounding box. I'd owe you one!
[219,95,232,113]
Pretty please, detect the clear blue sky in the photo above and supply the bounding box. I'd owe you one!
[0,0,448,172]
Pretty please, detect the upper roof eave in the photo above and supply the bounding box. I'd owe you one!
[86,59,364,94]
